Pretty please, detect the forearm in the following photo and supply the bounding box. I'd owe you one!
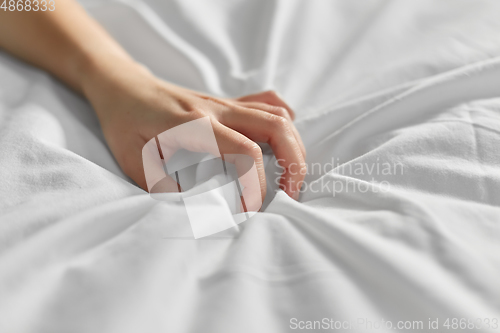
[0,2,306,200]
[0,0,134,93]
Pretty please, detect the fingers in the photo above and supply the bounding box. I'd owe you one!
[219,107,306,200]
[138,116,266,213]
[127,89,303,207]
[236,90,296,120]
[237,101,306,159]
[212,121,267,211]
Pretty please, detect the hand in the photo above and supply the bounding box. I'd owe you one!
[82,58,306,210]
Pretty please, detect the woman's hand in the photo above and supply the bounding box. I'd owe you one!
[0,0,306,208]
[82,58,306,209]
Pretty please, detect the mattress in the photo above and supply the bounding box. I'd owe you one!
[1,0,500,332]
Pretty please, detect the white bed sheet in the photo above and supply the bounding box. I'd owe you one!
[1,0,500,332]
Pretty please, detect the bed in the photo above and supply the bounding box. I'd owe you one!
[1,0,500,332]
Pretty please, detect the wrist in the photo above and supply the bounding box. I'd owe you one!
[78,52,156,114]
[79,52,140,91]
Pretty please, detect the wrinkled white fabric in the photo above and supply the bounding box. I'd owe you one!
[1,0,500,332]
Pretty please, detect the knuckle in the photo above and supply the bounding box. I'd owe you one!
[270,106,288,117]
[187,107,220,123]
[269,115,289,130]
[265,90,278,97]
[179,107,205,122]
[240,140,262,158]
[190,107,208,117]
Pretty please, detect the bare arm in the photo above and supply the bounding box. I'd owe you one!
[0,1,134,92]
[0,1,306,207]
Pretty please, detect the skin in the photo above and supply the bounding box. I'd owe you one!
[0,0,307,209]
